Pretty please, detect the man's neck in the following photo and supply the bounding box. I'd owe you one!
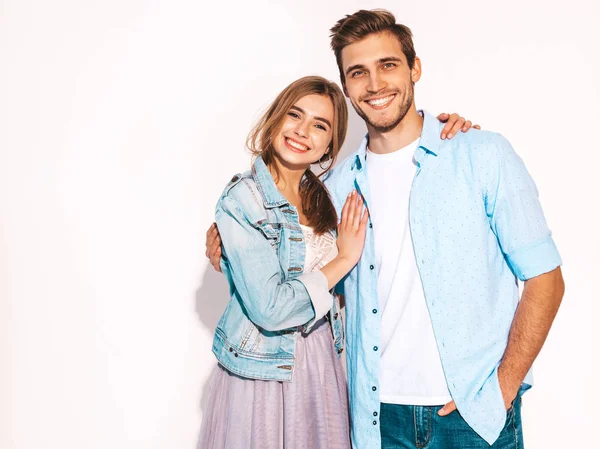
[367,107,423,155]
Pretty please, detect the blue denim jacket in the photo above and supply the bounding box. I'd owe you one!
[212,156,344,381]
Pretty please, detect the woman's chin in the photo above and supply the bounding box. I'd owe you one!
[274,152,315,171]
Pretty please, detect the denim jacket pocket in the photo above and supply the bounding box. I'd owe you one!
[254,221,282,252]
[238,322,259,351]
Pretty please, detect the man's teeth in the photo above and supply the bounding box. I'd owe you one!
[367,95,394,106]
[287,138,309,151]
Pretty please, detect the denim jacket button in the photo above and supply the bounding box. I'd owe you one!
[230,175,239,183]
[333,313,339,319]
[337,348,343,354]
[229,347,233,352]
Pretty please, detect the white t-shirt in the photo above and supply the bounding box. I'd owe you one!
[366,138,452,406]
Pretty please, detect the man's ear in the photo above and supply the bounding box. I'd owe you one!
[342,81,349,97]
[411,56,422,83]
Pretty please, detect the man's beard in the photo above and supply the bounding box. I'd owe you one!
[352,84,414,134]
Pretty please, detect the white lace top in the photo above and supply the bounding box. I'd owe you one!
[300,224,338,272]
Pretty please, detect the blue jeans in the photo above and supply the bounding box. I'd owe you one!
[380,396,523,449]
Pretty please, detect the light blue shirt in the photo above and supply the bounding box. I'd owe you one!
[323,111,562,447]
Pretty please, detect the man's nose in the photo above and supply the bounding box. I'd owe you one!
[367,72,386,93]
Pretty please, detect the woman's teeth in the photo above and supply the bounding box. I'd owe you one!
[286,138,309,151]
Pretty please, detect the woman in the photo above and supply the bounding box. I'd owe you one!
[200,76,474,449]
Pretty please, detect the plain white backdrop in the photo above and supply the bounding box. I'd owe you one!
[1,1,598,448]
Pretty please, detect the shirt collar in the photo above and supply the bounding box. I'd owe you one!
[352,110,442,171]
[251,156,290,208]
[418,110,442,157]
[351,134,369,172]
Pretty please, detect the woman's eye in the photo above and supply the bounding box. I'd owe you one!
[288,112,300,119]
[315,124,326,131]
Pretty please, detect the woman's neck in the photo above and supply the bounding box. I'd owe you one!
[268,158,306,197]
[267,157,308,224]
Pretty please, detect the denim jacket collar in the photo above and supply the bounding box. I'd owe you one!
[251,156,290,209]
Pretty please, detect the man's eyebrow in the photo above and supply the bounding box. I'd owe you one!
[345,57,403,76]
[378,56,402,64]
[290,106,331,128]
[345,64,366,76]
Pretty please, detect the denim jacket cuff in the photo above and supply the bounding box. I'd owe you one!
[297,270,333,331]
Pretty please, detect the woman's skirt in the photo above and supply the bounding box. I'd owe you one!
[199,318,350,449]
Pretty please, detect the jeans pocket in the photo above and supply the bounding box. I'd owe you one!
[507,405,514,417]
[504,398,517,427]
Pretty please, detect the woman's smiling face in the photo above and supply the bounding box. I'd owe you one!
[272,94,334,170]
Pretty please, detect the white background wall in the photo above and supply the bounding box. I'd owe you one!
[1,1,598,448]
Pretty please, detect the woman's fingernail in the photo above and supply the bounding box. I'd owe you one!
[448,133,453,139]
[441,134,446,139]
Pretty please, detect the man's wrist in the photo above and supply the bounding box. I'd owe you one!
[498,364,522,405]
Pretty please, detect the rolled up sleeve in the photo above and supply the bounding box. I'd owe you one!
[485,135,562,281]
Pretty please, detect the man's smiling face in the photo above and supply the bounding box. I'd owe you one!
[341,31,421,133]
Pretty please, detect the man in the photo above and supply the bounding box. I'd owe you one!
[206,9,564,449]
